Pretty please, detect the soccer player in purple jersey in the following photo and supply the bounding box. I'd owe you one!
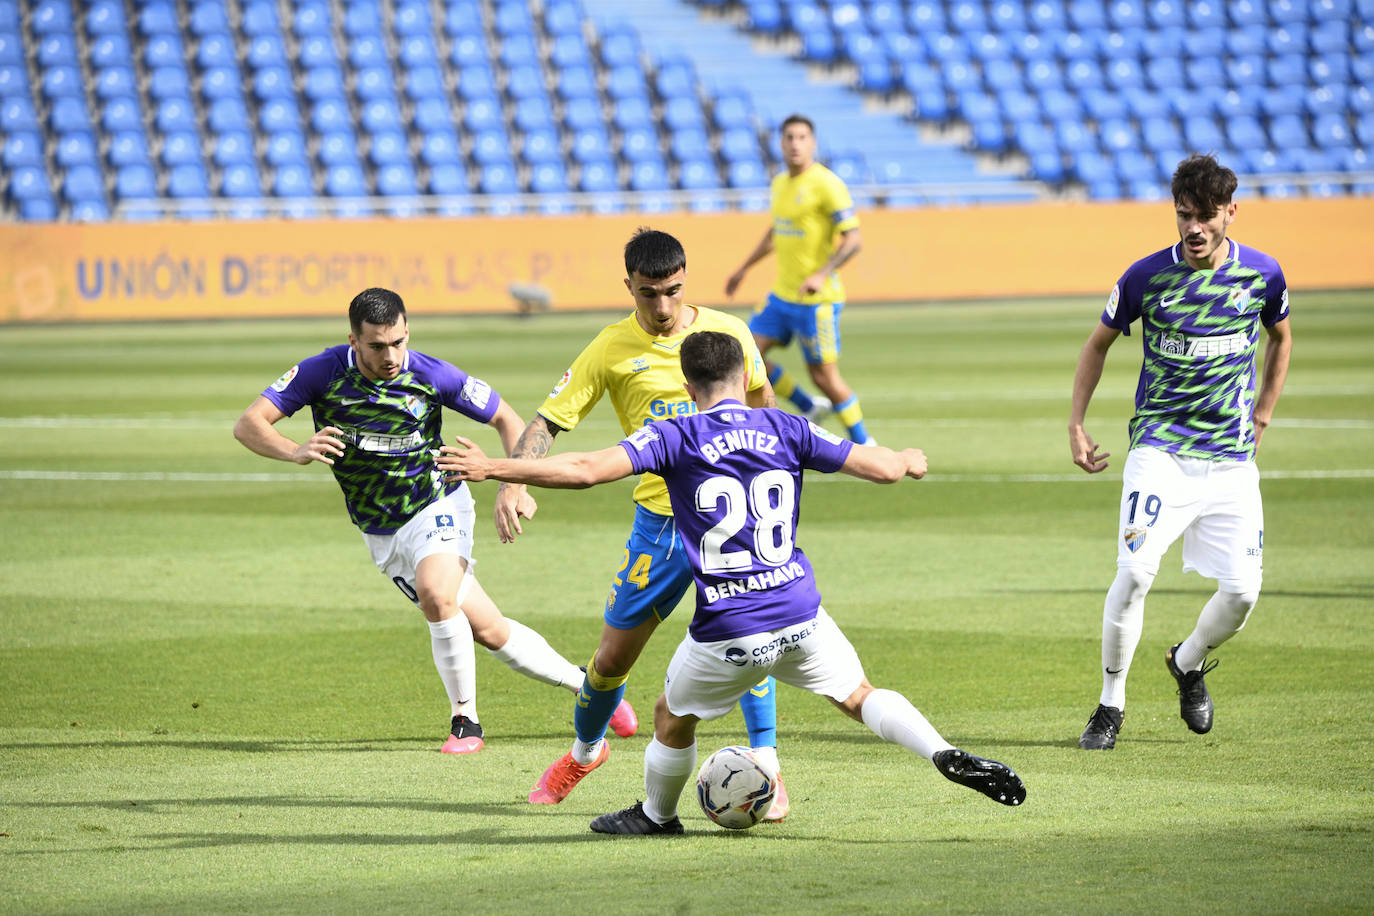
[1069,155,1293,750]
[439,331,1026,834]
[233,287,634,754]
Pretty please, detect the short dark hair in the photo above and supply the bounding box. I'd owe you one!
[1171,153,1238,217]
[680,331,745,390]
[781,113,815,135]
[624,227,687,279]
[349,287,406,333]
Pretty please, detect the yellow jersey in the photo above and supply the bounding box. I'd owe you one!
[537,305,767,515]
[769,163,860,305]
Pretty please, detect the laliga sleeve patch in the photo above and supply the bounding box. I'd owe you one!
[1105,284,1121,320]
[270,365,299,392]
[807,421,844,445]
[548,368,572,398]
[461,376,492,409]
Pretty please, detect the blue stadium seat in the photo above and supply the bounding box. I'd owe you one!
[221,162,262,197]
[410,97,452,133]
[161,131,203,167]
[113,164,158,199]
[448,34,486,69]
[259,99,303,134]
[166,165,208,199]
[599,30,640,68]
[393,0,432,36]
[318,130,362,166]
[512,95,554,132]
[571,128,612,163]
[211,130,254,168]
[1056,120,1097,155]
[360,100,402,132]
[355,67,397,103]
[1306,85,1347,117]
[663,97,706,131]
[1268,114,1310,148]
[1,97,39,133]
[719,128,762,163]
[37,33,78,68]
[2,132,45,169]
[51,97,94,133]
[247,35,288,70]
[545,0,582,36]
[457,66,498,101]
[1259,87,1305,118]
[302,66,346,102]
[309,97,350,133]
[500,34,539,68]
[620,126,661,163]
[348,35,387,70]
[273,161,314,197]
[94,67,137,100]
[1122,87,1169,119]
[342,1,381,36]
[1310,20,1350,54]
[292,1,332,38]
[1141,117,1183,150]
[189,2,231,35]
[471,128,513,165]
[629,158,671,191]
[428,162,467,194]
[376,163,417,196]
[462,96,503,131]
[240,0,280,36]
[398,63,442,101]
[1266,54,1307,87]
[368,130,409,167]
[670,128,712,162]
[556,65,598,101]
[521,128,561,164]
[31,0,73,34]
[71,199,113,221]
[677,157,720,190]
[325,163,368,197]
[1183,116,1224,150]
[563,96,603,131]
[97,96,141,133]
[195,34,237,69]
[478,161,520,194]
[494,0,533,35]
[137,1,178,36]
[253,66,295,101]
[529,161,570,193]
[297,35,339,69]
[62,164,105,202]
[550,33,592,69]
[1226,116,1267,150]
[144,34,185,70]
[578,158,619,192]
[85,0,125,35]
[1312,113,1351,148]
[507,65,546,101]
[1099,118,1136,153]
[41,66,84,100]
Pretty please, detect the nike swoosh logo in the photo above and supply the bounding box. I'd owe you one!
[1160,298,1183,308]
[340,398,368,405]
[1105,667,1124,674]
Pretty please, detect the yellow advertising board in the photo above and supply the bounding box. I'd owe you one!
[2,197,1371,323]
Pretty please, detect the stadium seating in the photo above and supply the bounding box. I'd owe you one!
[2,0,1368,221]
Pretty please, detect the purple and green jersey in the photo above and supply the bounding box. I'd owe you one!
[1103,238,1289,462]
[619,401,853,642]
[262,344,500,534]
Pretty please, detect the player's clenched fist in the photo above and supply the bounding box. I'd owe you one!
[902,448,927,479]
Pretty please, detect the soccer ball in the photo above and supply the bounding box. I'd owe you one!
[695,745,776,830]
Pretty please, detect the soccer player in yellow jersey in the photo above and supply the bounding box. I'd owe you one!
[726,114,874,444]
[491,229,792,818]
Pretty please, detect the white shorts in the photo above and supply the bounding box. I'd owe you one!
[662,607,866,720]
[1116,447,1264,590]
[362,488,477,608]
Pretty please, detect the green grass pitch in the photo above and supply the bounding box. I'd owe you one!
[2,292,1371,913]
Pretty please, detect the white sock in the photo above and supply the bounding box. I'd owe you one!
[488,619,583,690]
[571,737,604,766]
[1176,588,1258,671]
[428,616,477,721]
[749,744,780,778]
[859,688,954,760]
[643,738,696,825]
[1099,566,1154,709]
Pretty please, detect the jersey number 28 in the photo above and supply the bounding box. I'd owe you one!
[696,470,795,573]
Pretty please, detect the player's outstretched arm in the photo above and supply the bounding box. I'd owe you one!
[438,437,634,489]
[839,443,927,483]
[491,413,562,543]
[1068,322,1120,473]
[487,400,538,525]
[233,396,345,466]
[1252,317,1293,452]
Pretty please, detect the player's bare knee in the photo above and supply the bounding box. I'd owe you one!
[834,681,873,722]
[653,695,697,748]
